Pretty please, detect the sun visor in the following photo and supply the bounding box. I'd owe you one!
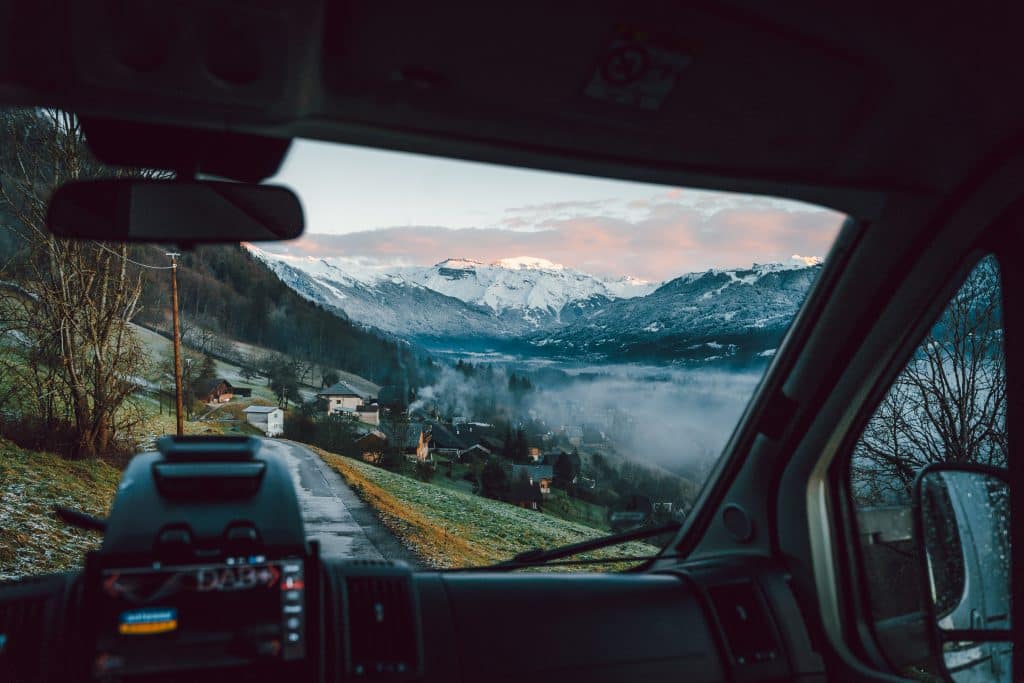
[81,116,291,182]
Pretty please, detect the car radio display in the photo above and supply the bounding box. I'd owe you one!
[93,556,306,678]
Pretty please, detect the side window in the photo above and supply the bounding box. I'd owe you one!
[849,255,1006,666]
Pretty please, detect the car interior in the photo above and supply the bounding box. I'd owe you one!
[0,2,1018,682]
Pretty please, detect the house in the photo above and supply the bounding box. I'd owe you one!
[508,468,547,510]
[509,464,553,498]
[355,402,380,426]
[395,421,427,458]
[458,443,491,463]
[355,430,388,464]
[243,405,284,437]
[404,422,469,462]
[195,378,236,404]
[427,423,466,458]
[317,381,364,415]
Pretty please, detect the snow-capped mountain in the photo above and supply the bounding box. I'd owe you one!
[396,257,654,318]
[247,245,820,363]
[249,250,515,338]
[531,262,821,362]
[247,247,656,337]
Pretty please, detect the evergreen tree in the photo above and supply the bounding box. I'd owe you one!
[513,429,529,463]
[480,458,510,500]
[553,452,577,492]
[502,424,514,460]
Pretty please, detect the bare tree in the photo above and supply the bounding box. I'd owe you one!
[0,110,150,458]
[291,358,314,386]
[239,356,258,381]
[852,257,1005,503]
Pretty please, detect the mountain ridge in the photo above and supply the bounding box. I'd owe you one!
[248,245,821,363]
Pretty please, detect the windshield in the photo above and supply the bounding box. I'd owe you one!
[0,109,845,577]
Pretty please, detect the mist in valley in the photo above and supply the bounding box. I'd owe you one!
[409,355,766,487]
[545,365,762,478]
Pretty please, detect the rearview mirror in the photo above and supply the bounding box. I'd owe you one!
[46,179,303,243]
[914,463,1011,682]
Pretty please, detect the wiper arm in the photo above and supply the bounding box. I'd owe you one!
[54,505,107,533]
[477,520,682,571]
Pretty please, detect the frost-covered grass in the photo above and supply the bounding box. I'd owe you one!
[132,323,379,402]
[314,447,658,570]
[0,439,120,581]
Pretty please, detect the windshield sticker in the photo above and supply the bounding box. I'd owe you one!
[118,608,178,635]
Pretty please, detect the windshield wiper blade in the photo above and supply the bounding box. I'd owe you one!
[54,505,107,533]
[478,520,682,571]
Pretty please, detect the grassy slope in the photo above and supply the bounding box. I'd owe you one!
[431,462,611,531]
[311,446,658,570]
[0,439,119,580]
[133,324,280,402]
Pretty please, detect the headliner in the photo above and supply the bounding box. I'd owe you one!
[2,1,1021,216]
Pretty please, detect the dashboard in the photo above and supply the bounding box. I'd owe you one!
[0,437,826,683]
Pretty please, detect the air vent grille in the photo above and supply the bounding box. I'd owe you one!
[345,576,418,679]
[707,581,781,667]
[0,595,49,683]
[340,559,398,568]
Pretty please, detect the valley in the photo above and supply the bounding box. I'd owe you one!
[251,245,820,364]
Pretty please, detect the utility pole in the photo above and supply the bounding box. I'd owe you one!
[167,253,184,436]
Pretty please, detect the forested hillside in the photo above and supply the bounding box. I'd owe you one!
[129,244,433,391]
[0,109,432,415]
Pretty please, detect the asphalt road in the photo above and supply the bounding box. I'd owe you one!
[258,439,420,567]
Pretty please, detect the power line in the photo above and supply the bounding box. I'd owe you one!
[92,241,174,270]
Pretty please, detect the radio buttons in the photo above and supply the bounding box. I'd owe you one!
[279,560,305,661]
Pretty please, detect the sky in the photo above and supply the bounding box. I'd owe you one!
[266,139,846,282]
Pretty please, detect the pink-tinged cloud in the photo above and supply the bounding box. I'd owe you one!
[267,200,844,281]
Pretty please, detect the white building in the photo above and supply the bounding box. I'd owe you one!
[317,381,364,415]
[243,405,284,437]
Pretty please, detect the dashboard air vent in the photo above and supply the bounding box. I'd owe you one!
[0,595,49,683]
[340,559,399,568]
[345,576,419,679]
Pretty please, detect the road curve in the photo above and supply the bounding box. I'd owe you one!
[258,439,420,566]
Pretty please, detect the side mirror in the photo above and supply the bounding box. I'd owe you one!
[46,179,304,243]
[913,463,1011,682]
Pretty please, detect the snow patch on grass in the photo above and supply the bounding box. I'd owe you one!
[0,440,120,581]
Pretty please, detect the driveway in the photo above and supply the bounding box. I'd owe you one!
[258,439,420,566]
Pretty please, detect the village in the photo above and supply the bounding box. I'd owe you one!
[183,368,690,532]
